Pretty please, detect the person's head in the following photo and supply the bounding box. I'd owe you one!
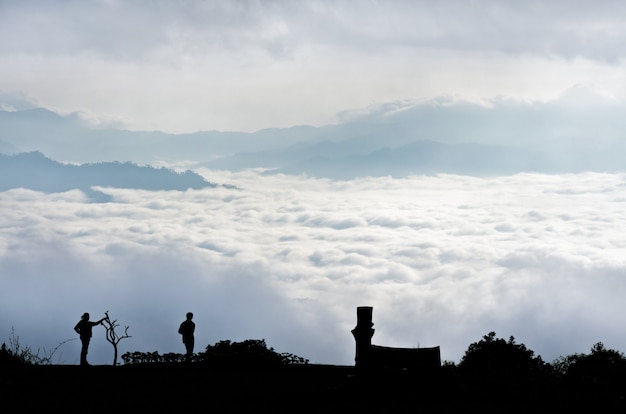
[186,312,193,320]
[82,312,89,320]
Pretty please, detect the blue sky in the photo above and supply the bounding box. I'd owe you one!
[2,1,626,366]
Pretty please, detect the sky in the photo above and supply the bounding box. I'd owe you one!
[1,0,626,133]
[2,1,626,366]
[2,170,626,366]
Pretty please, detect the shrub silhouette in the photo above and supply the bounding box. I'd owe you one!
[555,342,626,382]
[458,331,547,377]
[200,339,308,368]
[0,342,25,367]
[120,339,308,367]
[121,350,192,364]
[0,328,72,366]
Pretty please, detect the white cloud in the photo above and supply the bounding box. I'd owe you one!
[4,1,626,61]
[2,171,626,365]
[2,1,626,132]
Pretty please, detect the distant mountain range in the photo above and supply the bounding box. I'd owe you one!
[206,139,562,179]
[1,94,625,180]
[0,151,226,201]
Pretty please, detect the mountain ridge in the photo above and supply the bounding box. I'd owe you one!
[2,101,625,179]
[0,151,227,202]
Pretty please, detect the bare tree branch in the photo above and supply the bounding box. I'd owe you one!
[102,311,132,366]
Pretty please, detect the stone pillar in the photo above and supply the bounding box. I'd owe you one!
[351,306,375,368]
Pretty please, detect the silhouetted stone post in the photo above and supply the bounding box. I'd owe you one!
[351,306,375,368]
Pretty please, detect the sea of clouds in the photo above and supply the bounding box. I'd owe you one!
[2,170,626,366]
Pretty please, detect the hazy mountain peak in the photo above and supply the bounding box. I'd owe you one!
[0,152,225,202]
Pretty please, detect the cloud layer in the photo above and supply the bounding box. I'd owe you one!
[2,170,626,365]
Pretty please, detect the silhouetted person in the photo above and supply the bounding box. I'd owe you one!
[74,312,105,366]
[178,312,195,363]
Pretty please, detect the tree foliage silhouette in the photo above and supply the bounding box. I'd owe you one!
[201,339,308,368]
[554,342,626,382]
[458,331,546,377]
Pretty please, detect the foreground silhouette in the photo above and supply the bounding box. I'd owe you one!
[3,332,626,412]
[4,305,626,412]
[2,355,625,412]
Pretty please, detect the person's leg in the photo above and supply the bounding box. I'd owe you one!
[185,339,194,362]
[80,338,90,366]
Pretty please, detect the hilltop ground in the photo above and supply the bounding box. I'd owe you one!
[3,363,622,413]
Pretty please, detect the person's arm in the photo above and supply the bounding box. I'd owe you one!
[74,322,81,334]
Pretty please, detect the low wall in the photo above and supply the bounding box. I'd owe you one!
[369,344,441,371]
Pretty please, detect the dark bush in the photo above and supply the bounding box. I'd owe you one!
[0,342,25,367]
[121,350,193,364]
[200,339,308,368]
[554,342,626,382]
[458,331,547,378]
[120,339,309,367]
